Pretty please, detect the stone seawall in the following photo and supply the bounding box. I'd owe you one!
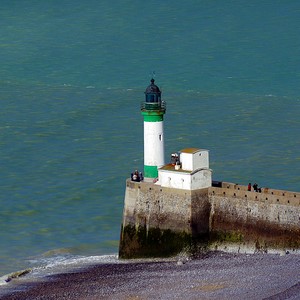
[119,179,210,258]
[208,186,300,252]
[119,179,300,258]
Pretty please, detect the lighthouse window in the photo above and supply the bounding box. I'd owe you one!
[146,94,155,102]
[159,134,162,141]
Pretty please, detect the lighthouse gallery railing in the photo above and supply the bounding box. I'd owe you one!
[141,100,166,111]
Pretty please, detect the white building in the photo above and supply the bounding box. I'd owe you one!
[157,148,212,190]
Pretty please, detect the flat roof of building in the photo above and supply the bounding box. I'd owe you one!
[159,163,191,173]
[180,148,208,154]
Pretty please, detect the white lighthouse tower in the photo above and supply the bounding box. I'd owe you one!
[141,79,166,180]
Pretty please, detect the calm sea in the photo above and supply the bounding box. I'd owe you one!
[0,1,299,276]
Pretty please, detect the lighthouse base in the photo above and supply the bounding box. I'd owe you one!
[119,179,210,258]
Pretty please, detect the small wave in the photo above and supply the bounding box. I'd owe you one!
[27,253,119,279]
[0,254,119,286]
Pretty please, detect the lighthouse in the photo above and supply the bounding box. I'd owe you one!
[141,78,166,180]
[120,79,299,260]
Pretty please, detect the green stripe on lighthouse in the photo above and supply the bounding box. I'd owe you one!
[141,111,164,122]
[144,165,158,178]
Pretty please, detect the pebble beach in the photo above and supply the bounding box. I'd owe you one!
[1,252,299,300]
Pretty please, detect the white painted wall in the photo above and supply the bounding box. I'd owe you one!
[180,149,209,171]
[158,168,212,190]
[144,121,164,167]
[191,169,212,190]
[159,171,192,189]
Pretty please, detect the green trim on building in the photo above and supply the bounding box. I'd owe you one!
[141,111,164,122]
[144,165,158,178]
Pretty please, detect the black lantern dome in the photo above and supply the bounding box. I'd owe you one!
[141,78,166,112]
[145,79,161,103]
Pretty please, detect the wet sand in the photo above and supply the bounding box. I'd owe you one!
[1,252,299,300]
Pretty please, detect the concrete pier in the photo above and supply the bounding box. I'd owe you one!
[119,180,300,258]
[119,80,299,258]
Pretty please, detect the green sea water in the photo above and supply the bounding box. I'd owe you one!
[0,1,299,276]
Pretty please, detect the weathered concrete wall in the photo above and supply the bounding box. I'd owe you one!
[119,179,210,258]
[208,186,300,252]
[191,188,210,237]
[119,179,300,258]
[121,179,192,231]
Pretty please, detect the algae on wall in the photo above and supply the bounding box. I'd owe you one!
[119,224,193,258]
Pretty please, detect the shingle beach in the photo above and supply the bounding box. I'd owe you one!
[1,252,299,300]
